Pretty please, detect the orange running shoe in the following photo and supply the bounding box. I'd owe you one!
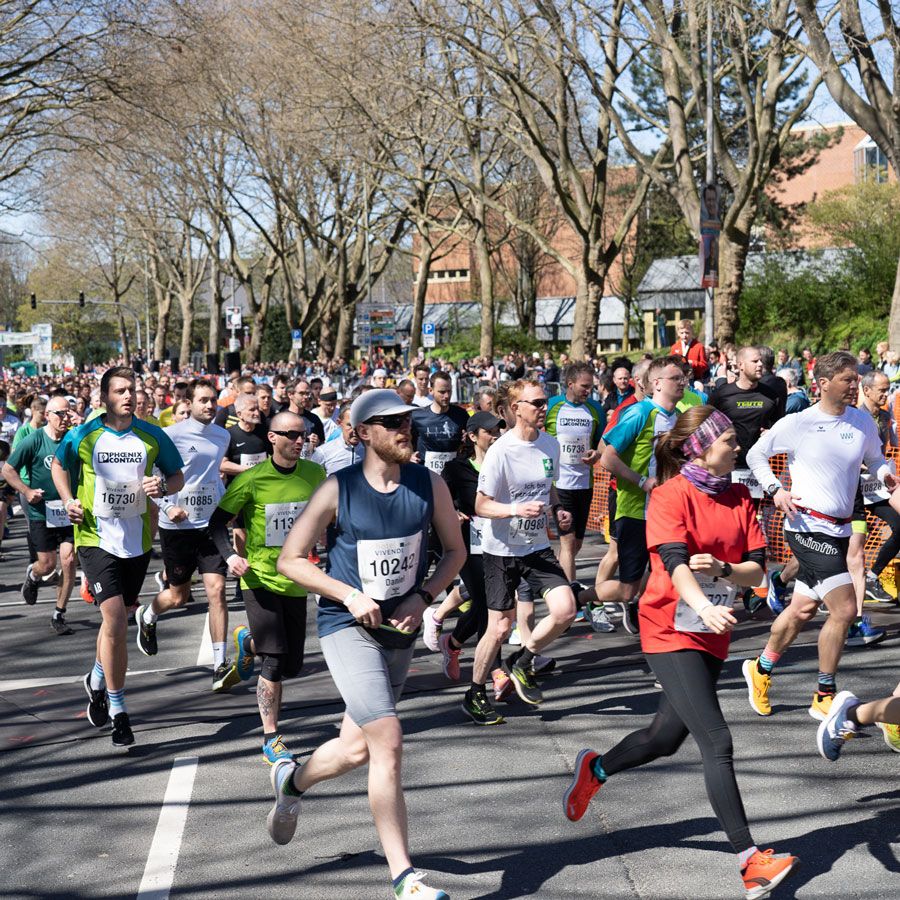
[563,749,604,821]
[741,848,799,900]
[307,549,321,565]
[80,574,95,605]
[491,667,513,701]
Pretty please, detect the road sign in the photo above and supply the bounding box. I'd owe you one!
[291,328,303,350]
[224,306,242,329]
[356,303,396,347]
[422,322,436,349]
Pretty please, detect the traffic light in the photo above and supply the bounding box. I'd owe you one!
[30,293,36,310]
[79,291,85,308]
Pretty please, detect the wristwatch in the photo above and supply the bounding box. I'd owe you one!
[720,562,733,578]
[763,483,780,498]
[418,589,435,607]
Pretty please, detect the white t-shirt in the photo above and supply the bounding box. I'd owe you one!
[747,403,893,537]
[311,439,365,475]
[412,394,432,408]
[550,401,596,490]
[477,429,560,557]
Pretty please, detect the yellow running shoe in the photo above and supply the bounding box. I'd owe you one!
[809,692,834,722]
[742,658,772,716]
[876,722,900,753]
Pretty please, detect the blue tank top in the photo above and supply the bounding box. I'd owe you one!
[318,462,434,637]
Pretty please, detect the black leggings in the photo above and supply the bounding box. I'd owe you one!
[452,554,489,645]
[601,650,753,853]
[869,499,900,577]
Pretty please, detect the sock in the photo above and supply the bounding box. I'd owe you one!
[263,731,277,744]
[242,633,254,655]
[470,681,486,694]
[847,704,861,725]
[53,606,65,620]
[27,568,39,583]
[108,688,126,716]
[282,770,303,797]
[590,756,608,783]
[517,647,535,668]
[432,613,444,625]
[392,867,416,892]
[142,605,159,624]
[757,645,781,675]
[212,642,226,667]
[738,845,759,870]
[90,660,105,691]
[817,672,836,696]
[866,570,879,581]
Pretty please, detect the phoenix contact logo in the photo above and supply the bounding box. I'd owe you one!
[97,451,144,464]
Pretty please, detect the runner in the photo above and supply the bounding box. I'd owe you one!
[221,392,269,481]
[286,378,325,448]
[2,396,77,633]
[268,389,465,900]
[310,389,339,442]
[51,366,185,748]
[744,351,897,722]
[310,401,365,475]
[133,380,235,690]
[594,356,684,633]
[208,411,326,762]
[466,379,576,714]
[411,364,432,407]
[410,371,468,475]
[563,406,799,900]
[545,362,605,583]
[817,682,900,759]
[214,375,257,429]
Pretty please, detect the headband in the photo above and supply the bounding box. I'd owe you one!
[681,409,733,460]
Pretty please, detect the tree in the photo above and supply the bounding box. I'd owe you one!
[795,0,900,348]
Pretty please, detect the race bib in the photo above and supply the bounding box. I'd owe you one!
[469,515,486,555]
[264,501,305,547]
[357,532,422,601]
[559,435,589,466]
[94,478,145,520]
[424,450,455,473]
[732,468,763,499]
[240,452,267,468]
[674,575,737,633]
[44,499,71,529]
[179,482,220,524]
[860,472,890,505]
[509,512,547,546]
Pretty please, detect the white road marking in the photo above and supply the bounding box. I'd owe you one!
[137,756,199,900]
[195,612,213,667]
[0,667,182,692]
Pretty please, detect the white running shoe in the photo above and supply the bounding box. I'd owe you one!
[421,607,442,653]
[267,759,301,845]
[394,870,449,899]
[589,605,616,633]
[508,623,522,646]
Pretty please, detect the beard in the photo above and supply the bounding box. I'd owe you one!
[370,430,413,464]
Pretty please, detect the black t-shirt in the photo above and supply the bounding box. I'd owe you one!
[300,409,325,445]
[411,404,469,456]
[710,380,781,467]
[225,422,270,465]
[759,372,788,421]
[214,403,238,429]
[442,456,479,549]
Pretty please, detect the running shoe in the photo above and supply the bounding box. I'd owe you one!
[816,690,859,760]
[876,721,900,752]
[21,565,39,605]
[809,692,834,722]
[741,848,799,900]
[864,575,896,605]
[80,574,95,605]
[743,588,765,617]
[742,659,772,717]
[111,712,134,748]
[51,614,73,636]
[588,604,616,633]
[394,870,449,900]
[83,672,109,728]
[438,633,461,681]
[267,758,301,845]
[462,687,505,725]
[491,667,514,702]
[42,568,60,586]
[421,607,442,652]
[504,653,542,705]
[307,549,321,565]
[233,625,255,680]
[153,571,167,593]
[533,654,556,675]
[508,622,522,645]
[563,748,604,821]
[212,661,241,692]
[135,605,157,656]
[766,575,786,615]
[845,615,886,647]
[620,601,640,635]
[262,734,293,765]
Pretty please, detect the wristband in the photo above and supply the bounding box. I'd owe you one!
[638,475,648,489]
[510,502,518,516]
[344,588,361,607]
[64,498,77,509]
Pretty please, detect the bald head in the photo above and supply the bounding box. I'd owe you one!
[270,410,304,433]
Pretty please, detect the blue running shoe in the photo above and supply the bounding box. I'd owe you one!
[766,573,786,615]
[233,625,255,680]
[845,615,886,647]
[262,734,293,765]
[816,690,860,761]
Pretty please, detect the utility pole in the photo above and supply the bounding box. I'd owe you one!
[704,0,715,347]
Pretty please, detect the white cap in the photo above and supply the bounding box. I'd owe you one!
[350,389,417,427]
[372,368,387,378]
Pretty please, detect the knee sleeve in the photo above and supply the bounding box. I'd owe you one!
[260,653,286,683]
[282,654,304,680]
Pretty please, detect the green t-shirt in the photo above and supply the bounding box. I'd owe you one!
[218,457,326,597]
[12,422,35,485]
[7,428,74,521]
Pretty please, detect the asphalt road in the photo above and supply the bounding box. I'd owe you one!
[1,518,898,900]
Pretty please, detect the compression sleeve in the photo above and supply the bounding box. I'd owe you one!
[658,542,689,577]
[742,548,766,569]
[208,506,236,562]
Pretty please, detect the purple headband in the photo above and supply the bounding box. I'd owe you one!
[681,409,733,460]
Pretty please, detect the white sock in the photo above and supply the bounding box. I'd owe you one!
[213,642,226,667]
[142,604,159,624]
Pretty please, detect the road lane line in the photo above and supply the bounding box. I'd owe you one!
[195,612,213,667]
[136,756,199,900]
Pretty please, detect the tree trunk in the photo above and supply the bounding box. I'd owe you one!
[154,288,172,361]
[335,301,356,360]
[207,250,222,359]
[571,245,605,359]
[714,229,750,346]
[889,255,900,352]
[178,289,193,370]
[474,212,493,359]
[410,238,433,354]
[116,302,130,363]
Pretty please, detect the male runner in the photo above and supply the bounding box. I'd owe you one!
[214,375,257,429]
[2,397,77,633]
[594,356,684,632]
[208,411,325,762]
[221,392,269,479]
[133,380,235,690]
[411,364,432,407]
[410,371,468,475]
[545,362,605,582]
[310,401,365,475]
[287,378,325,447]
[52,367,184,748]
[466,379,576,716]
[744,351,896,721]
[267,389,464,900]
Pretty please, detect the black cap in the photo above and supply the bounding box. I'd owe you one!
[466,411,503,433]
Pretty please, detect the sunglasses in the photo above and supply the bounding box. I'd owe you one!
[365,414,411,429]
[271,429,307,441]
[517,398,548,409]
[48,409,70,417]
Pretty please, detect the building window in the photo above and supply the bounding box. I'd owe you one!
[854,138,889,184]
[427,268,470,282]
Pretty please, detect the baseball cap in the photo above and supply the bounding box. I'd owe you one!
[372,368,387,378]
[350,389,417,427]
[465,411,503,433]
[319,389,338,401]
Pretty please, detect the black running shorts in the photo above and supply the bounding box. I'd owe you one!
[78,546,151,606]
[616,516,649,584]
[243,584,309,661]
[483,547,569,612]
[785,530,851,602]
[556,488,592,540]
[28,518,74,553]
[159,528,227,586]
